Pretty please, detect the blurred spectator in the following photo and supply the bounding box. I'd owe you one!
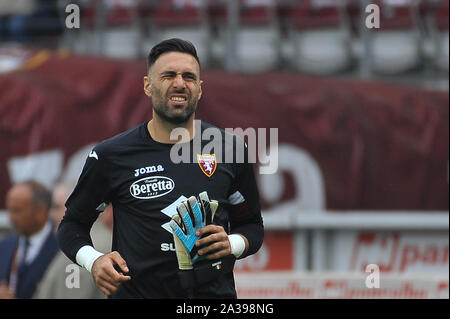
[0,0,37,15]
[0,181,58,299]
[33,180,112,299]
[0,0,62,44]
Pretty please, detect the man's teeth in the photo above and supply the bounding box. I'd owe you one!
[171,97,186,101]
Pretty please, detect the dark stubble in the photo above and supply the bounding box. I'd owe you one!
[151,87,198,125]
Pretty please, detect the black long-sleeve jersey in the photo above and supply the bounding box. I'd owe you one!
[57,120,264,298]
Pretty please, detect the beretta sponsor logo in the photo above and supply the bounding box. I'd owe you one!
[130,176,175,199]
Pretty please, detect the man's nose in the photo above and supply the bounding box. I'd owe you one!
[173,74,186,89]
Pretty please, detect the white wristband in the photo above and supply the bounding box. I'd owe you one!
[228,234,246,258]
[75,245,104,273]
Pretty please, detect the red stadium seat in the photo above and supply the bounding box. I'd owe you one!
[430,0,449,30]
[207,0,281,72]
[229,0,281,73]
[106,3,134,27]
[64,0,141,59]
[367,0,423,74]
[154,0,203,27]
[207,0,274,25]
[284,0,353,75]
[82,0,135,28]
[288,0,343,29]
[422,0,449,72]
[240,2,273,25]
[373,0,415,30]
[143,0,211,66]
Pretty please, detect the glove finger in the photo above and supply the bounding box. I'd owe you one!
[198,191,213,225]
[169,216,188,244]
[171,215,193,270]
[210,200,218,222]
[187,196,203,232]
[177,202,195,236]
[175,202,200,253]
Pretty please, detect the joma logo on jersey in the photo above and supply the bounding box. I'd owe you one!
[134,164,164,177]
[130,176,174,199]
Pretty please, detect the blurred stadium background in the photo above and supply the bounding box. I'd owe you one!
[0,0,448,298]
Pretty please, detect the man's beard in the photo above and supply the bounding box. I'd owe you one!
[151,90,198,125]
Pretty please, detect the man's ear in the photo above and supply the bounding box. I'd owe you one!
[144,76,152,97]
[198,80,203,100]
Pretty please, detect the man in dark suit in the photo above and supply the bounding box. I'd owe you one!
[0,180,58,299]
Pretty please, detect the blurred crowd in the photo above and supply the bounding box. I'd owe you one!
[0,0,63,42]
[0,0,448,79]
[0,179,112,299]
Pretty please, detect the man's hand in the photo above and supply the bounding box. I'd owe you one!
[170,192,219,265]
[171,192,250,263]
[0,281,15,299]
[91,251,131,296]
[195,225,231,260]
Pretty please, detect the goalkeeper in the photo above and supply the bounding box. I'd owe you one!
[56,38,264,298]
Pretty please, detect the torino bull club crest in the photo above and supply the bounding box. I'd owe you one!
[197,154,217,178]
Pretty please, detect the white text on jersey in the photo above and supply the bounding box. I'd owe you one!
[134,164,165,177]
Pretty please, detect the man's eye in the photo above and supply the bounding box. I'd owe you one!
[183,74,196,80]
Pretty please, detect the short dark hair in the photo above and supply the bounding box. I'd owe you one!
[21,180,52,211]
[147,38,200,72]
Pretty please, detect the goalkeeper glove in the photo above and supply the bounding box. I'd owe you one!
[169,191,218,270]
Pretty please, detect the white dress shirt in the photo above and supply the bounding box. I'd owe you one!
[22,221,53,265]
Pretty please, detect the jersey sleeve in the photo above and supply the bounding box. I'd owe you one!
[227,142,264,259]
[56,146,112,264]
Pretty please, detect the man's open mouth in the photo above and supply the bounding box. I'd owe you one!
[170,96,186,102]
[169,94,187,102]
